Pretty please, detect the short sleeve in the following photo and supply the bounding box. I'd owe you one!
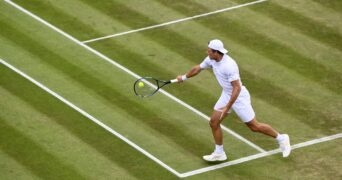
[200,57,212,69]
[227,63,240,82]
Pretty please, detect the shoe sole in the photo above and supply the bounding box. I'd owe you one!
[203,156,227,162]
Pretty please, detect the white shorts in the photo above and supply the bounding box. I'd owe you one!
[214,87,255,123]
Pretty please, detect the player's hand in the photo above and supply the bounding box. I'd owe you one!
[219,107,229,120]
[176,75,183,83]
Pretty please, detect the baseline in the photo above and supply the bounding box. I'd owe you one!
[180,133,342,178]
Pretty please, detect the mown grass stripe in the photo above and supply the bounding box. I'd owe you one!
[0,149,37,179]
[312,0,342,12]
[249,1,342,52]
[9,0,101,40]
[273,0,342,35]
[0,115,85,179]
[42,0,130,36]
[222,5,342,73]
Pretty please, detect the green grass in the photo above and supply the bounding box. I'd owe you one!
[1,0,341,179]
[312,0,342,12]
[0,65,176,179]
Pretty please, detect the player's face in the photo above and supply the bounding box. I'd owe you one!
[207,48,218,60]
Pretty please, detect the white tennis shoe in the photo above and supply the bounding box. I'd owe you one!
[203,152,227,162]
[278,134,291,157]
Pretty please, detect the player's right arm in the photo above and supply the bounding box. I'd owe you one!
[176,64,202,82]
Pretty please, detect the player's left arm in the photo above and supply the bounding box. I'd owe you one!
[220,80,241,119]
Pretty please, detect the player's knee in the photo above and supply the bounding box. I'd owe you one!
[209,120,219,129]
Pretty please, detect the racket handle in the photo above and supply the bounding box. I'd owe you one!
[170,79,179,83]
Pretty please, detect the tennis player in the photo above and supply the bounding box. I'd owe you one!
[176,39,291,161]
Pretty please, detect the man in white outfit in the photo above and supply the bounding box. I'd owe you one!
[176,39,291,161]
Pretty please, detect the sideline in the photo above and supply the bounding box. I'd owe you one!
[180,133,342,178]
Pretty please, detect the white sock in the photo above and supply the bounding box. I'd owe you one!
[214,144,224,154]
[276,134,284,142]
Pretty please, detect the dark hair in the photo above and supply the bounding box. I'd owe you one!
[210,49,224,56]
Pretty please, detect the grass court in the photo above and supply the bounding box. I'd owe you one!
[0,0,341,179]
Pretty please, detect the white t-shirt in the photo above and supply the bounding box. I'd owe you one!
[200,54,244,94]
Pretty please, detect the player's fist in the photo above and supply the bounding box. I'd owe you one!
[176,75,183,83]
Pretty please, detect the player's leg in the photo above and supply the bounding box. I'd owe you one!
[245,118,291,157]
[245,118,278,138]
[203,92,228,162]
[203,110,227,162]
[234,88,291,157]
[209,110,226,145]
[233,89,278,138]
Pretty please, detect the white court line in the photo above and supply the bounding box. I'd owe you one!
[4,0,266,153]
[82,0,267,43]
[0,58,182,177]
[179,133,342,178]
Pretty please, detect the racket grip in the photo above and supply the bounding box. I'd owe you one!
[170,79,179,83]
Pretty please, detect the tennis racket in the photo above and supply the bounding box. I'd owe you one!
[134,77,178,98]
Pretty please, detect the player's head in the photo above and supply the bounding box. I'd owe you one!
[208,39,228,54]
[207,39,227,60]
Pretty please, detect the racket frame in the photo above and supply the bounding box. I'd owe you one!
[133,77,178,97]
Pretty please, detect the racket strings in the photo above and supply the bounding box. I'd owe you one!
[134,78,159,97]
